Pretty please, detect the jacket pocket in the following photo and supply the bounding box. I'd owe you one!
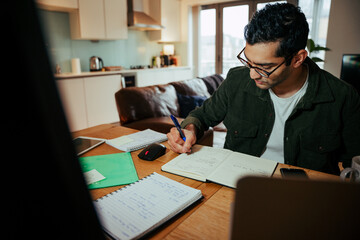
[300,132,341,153]
[225,120,259,153]
[298,131,342,171]
[228,120,259,138]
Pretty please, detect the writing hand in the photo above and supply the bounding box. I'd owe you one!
[167,126,196,153]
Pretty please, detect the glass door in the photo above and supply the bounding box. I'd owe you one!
[222,4,249,75]
[199,1,289,77]
[199,8,216,77]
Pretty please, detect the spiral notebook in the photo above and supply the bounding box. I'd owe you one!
[106,129,168,152]
[93,172,203,240]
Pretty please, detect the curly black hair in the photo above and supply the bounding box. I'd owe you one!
[244,3,309,65]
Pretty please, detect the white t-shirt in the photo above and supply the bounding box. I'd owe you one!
[261,68,309,163]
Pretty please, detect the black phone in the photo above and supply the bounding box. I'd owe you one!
[280,168,308,178]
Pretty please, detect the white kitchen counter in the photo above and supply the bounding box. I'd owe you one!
[55,65,193,131]
[55,66,192,79]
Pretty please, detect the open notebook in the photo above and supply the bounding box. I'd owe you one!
[106,129,168,152]
[161,145,278,188]
[93,172,203,240]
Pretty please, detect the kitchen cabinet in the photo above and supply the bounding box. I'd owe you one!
[148,0,181,42]
[104,0,128,39]
[84,75,122,127]
[56,74,122,131]
[69,0,127,40]
[56,78,88,131]
[36,0,78,12]
[136,67,192,87]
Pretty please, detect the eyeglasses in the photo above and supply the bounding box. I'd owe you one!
[237,47,288,78]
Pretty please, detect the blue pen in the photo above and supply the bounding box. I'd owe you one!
[170,115,186,142]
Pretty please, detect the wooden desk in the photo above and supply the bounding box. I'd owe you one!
[74,125,340,240]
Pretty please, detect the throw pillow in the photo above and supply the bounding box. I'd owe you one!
[177,93,207,118]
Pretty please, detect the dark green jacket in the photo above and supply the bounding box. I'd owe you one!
[181,58,360,175]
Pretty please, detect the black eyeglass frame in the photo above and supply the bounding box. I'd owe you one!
[237,47,291,78]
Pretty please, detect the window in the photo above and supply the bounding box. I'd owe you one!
[199,8,216,77]
[199,1,287,77]
[299,0,331,69]
[222,4,249,74]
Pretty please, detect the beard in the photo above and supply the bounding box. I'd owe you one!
[254,66,291,90]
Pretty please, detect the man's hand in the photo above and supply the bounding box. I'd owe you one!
[167,124,197,153]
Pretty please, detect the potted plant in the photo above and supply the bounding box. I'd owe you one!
[307,39,331,63]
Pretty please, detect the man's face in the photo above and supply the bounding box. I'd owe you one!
[243,42,291,90]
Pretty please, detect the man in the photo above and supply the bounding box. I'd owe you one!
[167,3,360,175]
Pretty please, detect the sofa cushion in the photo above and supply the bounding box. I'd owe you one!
[177,93,207,118]
[170,78,210,98]
[115,84,180,125]
[200,74,224,95]
[123,116,181,133]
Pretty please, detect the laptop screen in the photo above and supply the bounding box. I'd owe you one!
[340,54,360,94]
[230,177,360,240]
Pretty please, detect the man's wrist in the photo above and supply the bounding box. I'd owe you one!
[184,123,197,136]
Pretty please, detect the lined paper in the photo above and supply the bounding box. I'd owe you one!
[161,145,233,181]
[93,172,202,240]
[106,129,168,152]
[207,151,278,188]
[162,145,277,188]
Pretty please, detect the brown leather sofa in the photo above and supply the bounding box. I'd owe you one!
[114,74,224,146]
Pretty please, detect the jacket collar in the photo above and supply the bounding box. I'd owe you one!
[243,57,334,108]
[298,57,334,109]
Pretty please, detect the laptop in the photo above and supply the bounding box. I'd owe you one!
[230,176,360,240]
[340,54,360,94]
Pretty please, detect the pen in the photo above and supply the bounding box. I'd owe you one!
[170,115,186,142]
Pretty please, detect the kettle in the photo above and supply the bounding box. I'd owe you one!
[90,56,104,71]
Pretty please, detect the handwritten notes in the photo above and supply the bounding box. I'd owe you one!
[161,145,233,181]
[107,136,134,146]
[207,150,278,188]
[93,172,202,240]
[161,145,278,188]
[106,129,168,152]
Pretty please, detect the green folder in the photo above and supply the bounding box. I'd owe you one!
[79,153,139,189]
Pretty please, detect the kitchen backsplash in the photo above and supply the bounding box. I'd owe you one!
[38,10,186,73]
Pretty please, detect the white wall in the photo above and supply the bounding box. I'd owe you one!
[324,0,360,78]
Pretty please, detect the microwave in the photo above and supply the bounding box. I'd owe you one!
[121,73,136,88]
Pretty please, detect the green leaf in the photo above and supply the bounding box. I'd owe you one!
[313,46,331,52]
[311,57,324,62]
[307,39,315,52]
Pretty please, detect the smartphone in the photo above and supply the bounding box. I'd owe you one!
[280,168,308,178]
[73,136,105,156]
